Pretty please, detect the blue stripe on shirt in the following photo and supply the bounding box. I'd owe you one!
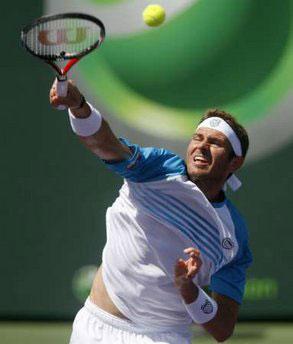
[134,185,223,267]
[143,188,224,264]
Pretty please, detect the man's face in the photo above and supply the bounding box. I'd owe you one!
[186,127,238,184]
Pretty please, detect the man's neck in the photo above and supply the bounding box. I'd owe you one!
[191,179,225,203]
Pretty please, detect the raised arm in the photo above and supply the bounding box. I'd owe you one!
[49,80,131,161]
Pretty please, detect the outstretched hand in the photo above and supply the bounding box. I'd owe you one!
[174,248,202,289]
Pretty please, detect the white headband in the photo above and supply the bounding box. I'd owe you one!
[197,117,242,192]
[197,117,242,157]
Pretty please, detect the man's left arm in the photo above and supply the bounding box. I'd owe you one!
[174,248,248,342]
[176,275,239,342]
[202,292,239,342]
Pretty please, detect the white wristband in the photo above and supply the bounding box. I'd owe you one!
[184,287,218,324]
[68,103,102,137]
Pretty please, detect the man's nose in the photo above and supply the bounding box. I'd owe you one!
[195,139,209,150]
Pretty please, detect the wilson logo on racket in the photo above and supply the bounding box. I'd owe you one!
[21,13,105,109]
[38,28,88,46]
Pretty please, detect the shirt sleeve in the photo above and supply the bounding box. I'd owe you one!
[102,138,186,182]
[209,242,253,304]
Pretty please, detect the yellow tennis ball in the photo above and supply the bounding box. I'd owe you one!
[143,4,166,27]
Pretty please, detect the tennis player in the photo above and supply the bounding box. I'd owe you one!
[50,80,253,343]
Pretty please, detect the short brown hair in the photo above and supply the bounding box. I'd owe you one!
[199,109,249,158]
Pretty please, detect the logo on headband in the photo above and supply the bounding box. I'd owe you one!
[209,118,222,128]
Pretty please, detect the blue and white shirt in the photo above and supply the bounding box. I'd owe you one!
[101,139,252,331]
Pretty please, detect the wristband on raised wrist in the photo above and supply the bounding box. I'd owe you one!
[183,287,218,324]
[68,102,102,137]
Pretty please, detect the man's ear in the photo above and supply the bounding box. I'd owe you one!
[229,156,244,173]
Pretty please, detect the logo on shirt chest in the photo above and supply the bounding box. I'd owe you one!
[222,237,234,250]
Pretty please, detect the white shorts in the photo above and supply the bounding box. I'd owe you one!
[69,298,192,344]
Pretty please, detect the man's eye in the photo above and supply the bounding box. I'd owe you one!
[210,141,222,147]
[192,135,201,141]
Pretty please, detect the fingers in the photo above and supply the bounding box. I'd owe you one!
[184,247,200,257]
[182,247,202,278]
[49,91,68,109]
[49,79,63,107]
[174,259,189,288]
[174,259,187,274]
[174,248,202,289]
[186,258,202,278]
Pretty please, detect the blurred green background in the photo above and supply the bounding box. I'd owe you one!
[1,0,293,342]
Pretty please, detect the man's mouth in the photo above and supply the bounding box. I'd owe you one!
[193,155,209,166]
[193,154,209,164]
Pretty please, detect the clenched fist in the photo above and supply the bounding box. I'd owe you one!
[49,79,83,109]
[49,79,91,118]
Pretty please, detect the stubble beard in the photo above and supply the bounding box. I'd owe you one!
[188,168,226,189]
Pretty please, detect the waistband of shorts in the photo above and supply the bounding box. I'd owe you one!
[85,297,166,334]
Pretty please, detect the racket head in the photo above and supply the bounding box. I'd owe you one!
[21,12,105,62]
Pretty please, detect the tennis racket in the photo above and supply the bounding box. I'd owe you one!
[21,12,105,109]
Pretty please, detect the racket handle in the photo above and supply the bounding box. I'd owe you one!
[55,78,68,110]
[56,78,68,96]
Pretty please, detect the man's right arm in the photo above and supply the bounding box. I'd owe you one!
[50,80,131,161]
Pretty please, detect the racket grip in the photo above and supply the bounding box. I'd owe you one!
[55,78,68,110]
[56,78,68,97]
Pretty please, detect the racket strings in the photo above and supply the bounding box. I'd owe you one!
[24,18,102,60]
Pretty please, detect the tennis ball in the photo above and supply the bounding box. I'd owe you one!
[143,4,166,27]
